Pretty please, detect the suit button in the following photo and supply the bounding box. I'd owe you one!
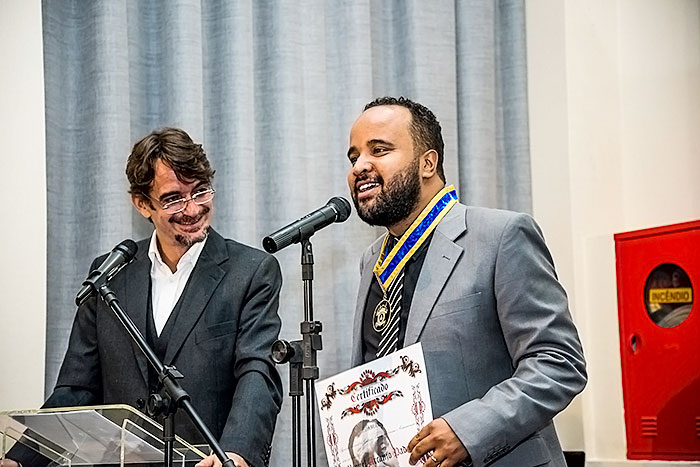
[136,398,145,409]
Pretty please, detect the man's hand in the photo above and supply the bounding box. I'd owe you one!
[407,418,469,467]
[195,451,248,467]
[0,459,20,467]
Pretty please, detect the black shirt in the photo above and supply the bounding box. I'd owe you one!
[362,232,434,363]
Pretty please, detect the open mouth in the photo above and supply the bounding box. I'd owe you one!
[177,217,200,225]
[171,214,205,232]
[355,179,382,200]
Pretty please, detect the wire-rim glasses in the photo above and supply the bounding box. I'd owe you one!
[145,187,216,214]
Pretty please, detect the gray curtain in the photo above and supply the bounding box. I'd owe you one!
[42,1,530,465]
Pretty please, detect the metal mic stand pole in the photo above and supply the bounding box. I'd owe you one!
[94,283,236,467]
[271,236,322,467]
[300,238,321,467]
[271,340,303,467]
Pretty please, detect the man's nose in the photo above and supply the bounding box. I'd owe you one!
[352,153,373,175]
[182,197,200,215]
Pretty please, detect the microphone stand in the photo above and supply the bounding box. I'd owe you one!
[271,236,322,467]
[88,278,236,467]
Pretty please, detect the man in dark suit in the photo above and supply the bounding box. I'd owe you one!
[346,97,587,467]
[3,128,282,467]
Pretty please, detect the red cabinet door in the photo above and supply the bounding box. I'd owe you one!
[615,220,700,460]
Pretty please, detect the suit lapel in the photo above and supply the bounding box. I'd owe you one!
[164,230,227,364]
[351,238,383,366]
[123,242,152,386]
[404,204,467,345]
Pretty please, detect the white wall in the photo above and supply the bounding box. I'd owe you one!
[527,0,700,465]
[0,0,47,410]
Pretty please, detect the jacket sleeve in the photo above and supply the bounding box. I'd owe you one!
[441,213,587,467]
[218,254,284,467]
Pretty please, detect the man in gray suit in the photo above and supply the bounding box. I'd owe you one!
[3,128,282,467]
[346,97,586,467]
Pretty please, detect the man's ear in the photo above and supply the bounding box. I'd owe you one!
[420,149,439,179]
[131,193,152,220]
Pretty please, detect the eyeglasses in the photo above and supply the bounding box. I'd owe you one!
[145,187,216,214]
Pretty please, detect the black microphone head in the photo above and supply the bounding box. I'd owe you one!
[115,239,138,260]
[262,236,277,254]
[75,239,138,306]
[328,197,351,222]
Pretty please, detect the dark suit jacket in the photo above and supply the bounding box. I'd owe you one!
[352,205,587,467]
[38,229,283,466]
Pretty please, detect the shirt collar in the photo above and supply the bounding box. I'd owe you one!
[147,230,208,273]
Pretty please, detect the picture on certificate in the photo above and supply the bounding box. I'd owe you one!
[315,343,433,467]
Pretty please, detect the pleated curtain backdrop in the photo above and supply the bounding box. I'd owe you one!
[41,1,531,465]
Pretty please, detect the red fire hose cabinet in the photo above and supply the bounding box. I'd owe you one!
[614,220,700,460]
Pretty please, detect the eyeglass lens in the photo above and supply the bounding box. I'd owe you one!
[163,189,214,213]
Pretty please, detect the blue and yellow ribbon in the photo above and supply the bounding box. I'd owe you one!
[373,185,458,291]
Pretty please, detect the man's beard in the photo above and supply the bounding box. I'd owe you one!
[352,157,421,228]
[171,206,211,247]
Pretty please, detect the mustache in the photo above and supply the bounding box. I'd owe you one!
[169,205,210,224]
[354,173,383,189]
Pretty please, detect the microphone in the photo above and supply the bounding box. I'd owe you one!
[263,197,352,253]
[75,239,138,306]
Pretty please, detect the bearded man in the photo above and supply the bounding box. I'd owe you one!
[346,97,586,467]
[4,128,282,467]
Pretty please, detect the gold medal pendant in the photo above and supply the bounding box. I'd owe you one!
[372,298,391,332]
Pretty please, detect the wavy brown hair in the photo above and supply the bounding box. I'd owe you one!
[126,127,215,198]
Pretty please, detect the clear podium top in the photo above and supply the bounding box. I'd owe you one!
[0,404,207,466]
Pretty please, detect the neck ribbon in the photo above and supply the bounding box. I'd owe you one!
[373,184,458,293]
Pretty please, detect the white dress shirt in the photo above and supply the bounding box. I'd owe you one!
[148,231,207,336]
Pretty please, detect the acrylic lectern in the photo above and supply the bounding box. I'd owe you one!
[0,404,206,466]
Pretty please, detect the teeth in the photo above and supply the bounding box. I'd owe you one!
[358,182,379,192]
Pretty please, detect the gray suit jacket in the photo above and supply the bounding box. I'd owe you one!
[351,204,587,467]
[44,229,283,467]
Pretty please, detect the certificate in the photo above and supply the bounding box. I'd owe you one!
[315,343,432,467]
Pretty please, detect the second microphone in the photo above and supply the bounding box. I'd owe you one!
[263,197,351,253]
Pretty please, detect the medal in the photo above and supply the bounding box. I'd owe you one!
[369,186,458,343]
[372,298,391,332]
